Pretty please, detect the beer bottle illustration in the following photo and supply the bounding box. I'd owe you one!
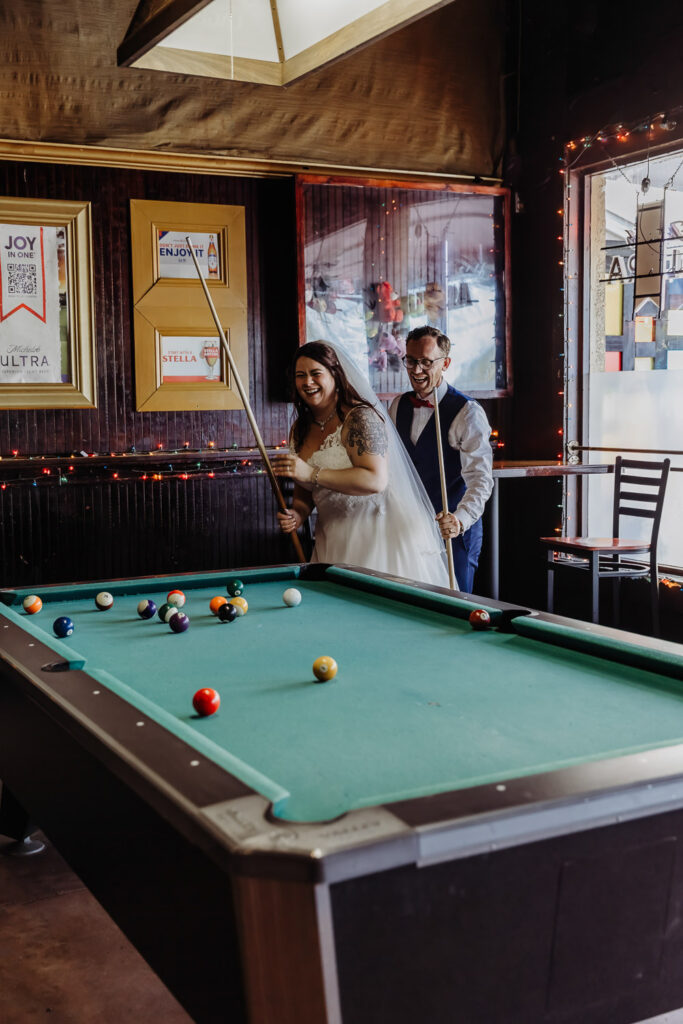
[207,234,219,278]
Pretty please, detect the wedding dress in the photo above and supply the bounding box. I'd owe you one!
[300,422,450,589]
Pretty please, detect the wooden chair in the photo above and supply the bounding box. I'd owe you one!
[540,457,670,635]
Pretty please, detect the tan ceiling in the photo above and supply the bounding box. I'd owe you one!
[0,0,504,177]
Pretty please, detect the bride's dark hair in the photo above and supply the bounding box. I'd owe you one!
[290,341,374,452]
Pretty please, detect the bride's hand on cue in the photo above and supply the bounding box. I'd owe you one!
[436,511,462,539]
[277,508,303,534]
[272,453,314,484]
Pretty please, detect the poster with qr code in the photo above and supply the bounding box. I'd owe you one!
[0,223,62,383]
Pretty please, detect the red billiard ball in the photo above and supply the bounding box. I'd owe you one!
[193,687,220,716]
[468,608,492,630]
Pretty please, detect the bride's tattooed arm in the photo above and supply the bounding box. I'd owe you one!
[344,406,388,457]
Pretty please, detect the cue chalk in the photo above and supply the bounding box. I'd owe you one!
[431,383,457,591]
[185,236,305,563]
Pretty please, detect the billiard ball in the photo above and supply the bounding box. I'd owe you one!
[469,608,492,630]
[54,616,74,638]
[169,612,190,633]
[217,602,237,623]
[167,589,186,608]
[158,602,178,623]
[282,588,302,607]
[312,656,337,682]
[226,579,244,597]
[209,595,228,616]
[137,599,157,619]
[193,687,220,716]
[228,596,248,616]
[22,595,42,615]
[95,591,114,611]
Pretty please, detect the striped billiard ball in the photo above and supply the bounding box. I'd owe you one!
[22,595,42,615]
[158,602,178,623]
[95,591,114,611]
[137,599,157,619]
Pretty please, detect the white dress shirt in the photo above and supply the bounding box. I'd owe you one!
[389,380,493,533]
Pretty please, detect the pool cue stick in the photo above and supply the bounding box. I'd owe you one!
[185,236,306,563]
[431,383,457,590]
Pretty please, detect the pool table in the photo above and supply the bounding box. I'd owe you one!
[4,564,683,1024]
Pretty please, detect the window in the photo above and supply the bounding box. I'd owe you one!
[573,147,683,567]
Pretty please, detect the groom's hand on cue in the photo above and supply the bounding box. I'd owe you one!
[436,511,462,539]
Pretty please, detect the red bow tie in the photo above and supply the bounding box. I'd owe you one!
[409,394,434,409]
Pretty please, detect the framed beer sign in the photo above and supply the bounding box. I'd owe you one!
[130,199,247,411]
[0,197,96,409]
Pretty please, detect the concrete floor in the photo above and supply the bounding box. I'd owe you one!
[0,831,192,1023]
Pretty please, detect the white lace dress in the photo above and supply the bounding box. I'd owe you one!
[299,426,449,588]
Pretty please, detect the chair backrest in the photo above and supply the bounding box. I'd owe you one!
[612,457,671,546]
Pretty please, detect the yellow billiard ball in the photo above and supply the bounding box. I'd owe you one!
[312,656,338,682]
[229,596,248,616]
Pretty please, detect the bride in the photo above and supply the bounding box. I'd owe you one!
[272,340,452,589]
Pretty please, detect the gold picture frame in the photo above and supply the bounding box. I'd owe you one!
[0,196,96,409]
[130,199,248,411]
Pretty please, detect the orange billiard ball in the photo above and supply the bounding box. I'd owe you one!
[312,656,338,682]
[468,608,492,630]
[192,687,220,716]
[167,589,186,608]
[209,595,228,616]
[22,595,42,615]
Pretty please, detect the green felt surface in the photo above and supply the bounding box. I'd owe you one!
[4,569,683,823]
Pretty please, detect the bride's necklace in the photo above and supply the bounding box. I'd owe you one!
[313,410,337,430]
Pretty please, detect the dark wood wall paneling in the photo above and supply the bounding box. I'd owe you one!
[0,162,300,585]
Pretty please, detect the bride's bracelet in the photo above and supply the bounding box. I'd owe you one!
[312,466,322,487]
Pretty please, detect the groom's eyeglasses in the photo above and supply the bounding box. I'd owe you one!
[402,356,446,370]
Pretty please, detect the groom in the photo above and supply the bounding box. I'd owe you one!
[389,326,493,593]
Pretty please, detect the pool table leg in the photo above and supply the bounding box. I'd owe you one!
[0,782,46,855]
[232,874,342,1024]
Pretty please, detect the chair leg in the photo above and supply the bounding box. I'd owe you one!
[651,571,660,637]
[547,564,554,613]
[612,578,620,629]
[590,552,600,624]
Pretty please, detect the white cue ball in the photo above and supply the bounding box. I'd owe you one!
[282,588,302,607]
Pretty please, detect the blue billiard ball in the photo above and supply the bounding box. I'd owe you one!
[169,612,190,633]
[54,616,74,638]
[137,599,157,619]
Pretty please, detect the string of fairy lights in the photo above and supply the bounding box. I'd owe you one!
[553,106,683,536]
[0,442,290,491]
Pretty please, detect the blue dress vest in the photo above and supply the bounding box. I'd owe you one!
[395,385,470,514]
